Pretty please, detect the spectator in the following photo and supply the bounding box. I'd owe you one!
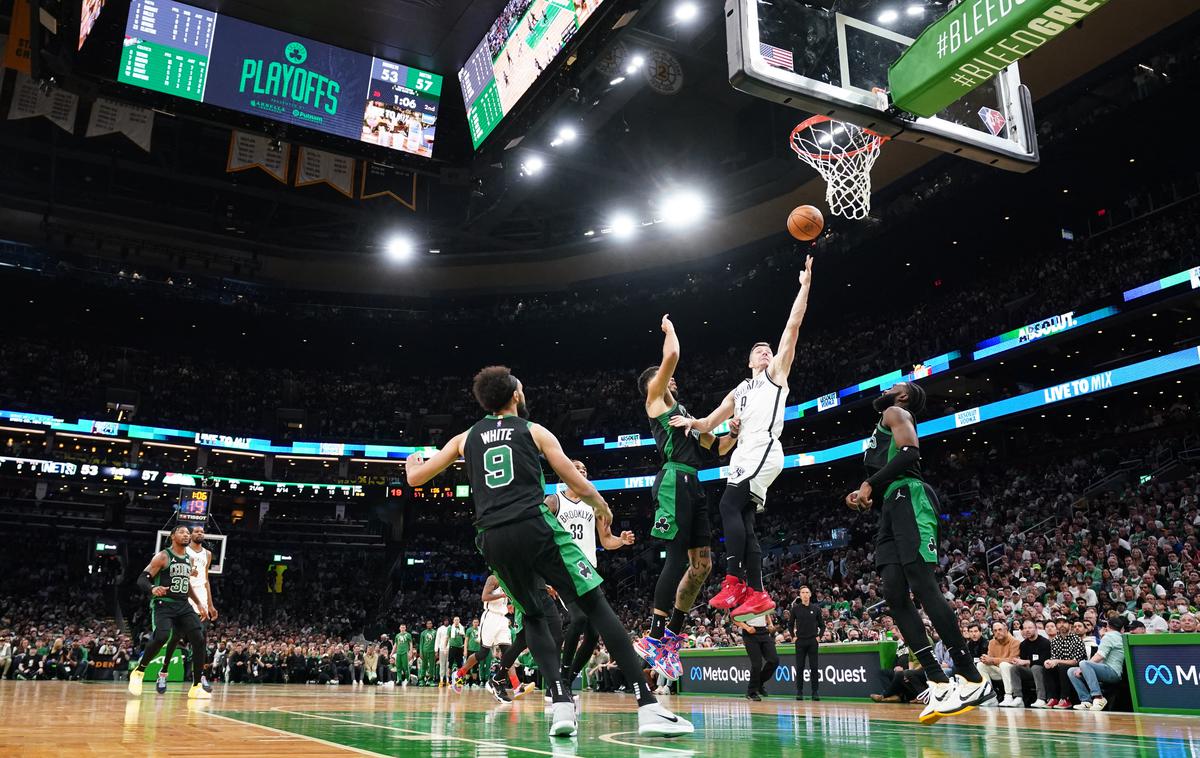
[1045,617,1087,709]
[1003,619,1051,708]
[1068,616,1127,711]
[1139,602,1168,633]
[977,621,1021,700]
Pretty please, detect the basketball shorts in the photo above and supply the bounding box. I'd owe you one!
[477,504,603,623]
[727,435,784,508]
[480,609,511,648]
[874,477,940,567]
[650,462,710,548]
[151,600,203,636]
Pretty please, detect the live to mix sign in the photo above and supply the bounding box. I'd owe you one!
[889,0,1111,118]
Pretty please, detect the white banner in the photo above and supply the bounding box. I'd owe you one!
[86,98,155,151]
[226,130,289,183]
[6,72,78,133]
[295,146,355,198]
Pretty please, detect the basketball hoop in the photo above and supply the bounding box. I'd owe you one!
[789,115,889,221]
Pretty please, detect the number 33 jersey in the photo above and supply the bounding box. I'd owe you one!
[555,492,597,567]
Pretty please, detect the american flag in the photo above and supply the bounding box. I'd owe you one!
[759,42,794,71]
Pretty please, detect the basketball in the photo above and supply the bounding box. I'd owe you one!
[787,205,824,241]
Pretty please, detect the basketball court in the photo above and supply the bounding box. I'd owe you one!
[3,683,1198,756]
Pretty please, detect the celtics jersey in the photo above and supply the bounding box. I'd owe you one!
[650,402,710,470]
[155,549,193,604]
[394,632,412,655]
[464,414,546,530]
[863,416,923,482]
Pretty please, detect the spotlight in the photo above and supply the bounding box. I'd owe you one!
[906,4,924,15]
[625,55,645,74]
[521,156,546,176]
[878,9,899,23]
[551,126,577,148]
[385,237,413,262]
[661,190,706,227]
[609,76,626,86]
[674,1,698,21]
[610,213,636,239]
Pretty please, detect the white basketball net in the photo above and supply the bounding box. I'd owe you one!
[790,116,889,221]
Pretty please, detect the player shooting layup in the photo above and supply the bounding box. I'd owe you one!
[672,256,813,622]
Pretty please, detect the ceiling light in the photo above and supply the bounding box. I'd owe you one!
[521,155,545,175]
[661,190,707,226]
[610,213,636,239]
[674,1,698,21]
[385,237,413,262]
[609,76,626,86]
[879,9,900,23]
[906,4,924,14]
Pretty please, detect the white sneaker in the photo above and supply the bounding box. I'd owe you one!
[999,696,1023,708]
[127,669,144,696]
[1030,699,1047,709]
[1073,702,1092,711]
[1092,696,1108,711]
[918,680,958,724]
[953,675,996,710]
[549,701,578,737]
[637,702,693,737]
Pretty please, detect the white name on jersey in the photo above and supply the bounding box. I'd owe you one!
[480,428,514,444]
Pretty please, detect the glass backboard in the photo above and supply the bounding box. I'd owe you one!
[727,0,1038,171]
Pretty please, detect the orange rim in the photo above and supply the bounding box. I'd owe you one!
[789,114,889,161]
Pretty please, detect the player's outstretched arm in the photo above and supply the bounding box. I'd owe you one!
[598,518,635,550]
[645,314,680,414]
[669,390,734,435]
[530,423,613,525]
[770,254,814,384]
[404,432,467,486]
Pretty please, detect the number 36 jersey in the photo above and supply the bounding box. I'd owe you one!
[464,414,547,531]
[555,492,597,567]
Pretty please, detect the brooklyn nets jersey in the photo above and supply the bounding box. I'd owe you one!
[186,543,210,612]
[732,371,787,441]
[555,491,597,566]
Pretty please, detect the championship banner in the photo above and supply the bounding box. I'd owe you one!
[225,130,289,183]
[86,98,155,151]
[360,162,417,209]
[296,147,355,198]
[7,72,79,133]
[2,0,31,73]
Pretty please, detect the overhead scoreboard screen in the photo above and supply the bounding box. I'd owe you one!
[117,0,443,158]
[459,0,606,149]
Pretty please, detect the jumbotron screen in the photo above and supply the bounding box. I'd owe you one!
[458,0,605,149]
[116,0,443,158]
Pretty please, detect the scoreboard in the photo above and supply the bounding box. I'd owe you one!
[117,0,442,158]
[459,0,608,148]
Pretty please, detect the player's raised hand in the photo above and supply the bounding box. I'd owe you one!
[799,255,814,288]
[661,313,674,333]
[405,452,425,468]
[667,415,693,430]
[619,530,636,546]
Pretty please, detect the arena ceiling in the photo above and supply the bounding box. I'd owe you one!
[0,0,1195,293]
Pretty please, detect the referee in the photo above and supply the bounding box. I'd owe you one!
[789,585,823,700]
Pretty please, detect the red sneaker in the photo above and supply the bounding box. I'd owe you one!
[709,575,749,610]
[1044,699,1059,708]
[732,590,776,622]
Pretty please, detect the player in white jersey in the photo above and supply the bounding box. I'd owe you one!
[545,459,635,691]
[671,256,814,623]
[158,525,217,693]
[452,574,512,696]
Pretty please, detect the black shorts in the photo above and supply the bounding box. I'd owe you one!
[650,465,711,549]
[152,601,204,636]
[874,478,941,567]
[477,505,603,620]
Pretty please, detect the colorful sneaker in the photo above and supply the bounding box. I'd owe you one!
[709,575,749,610]
[485,676,512,703]
[188,682,212,699]
[156,673,168,694]
[451,673,466,694]
[200,675,213,694]
[732,590,776,622]
[634,629,686,681]
[513,682,538,700]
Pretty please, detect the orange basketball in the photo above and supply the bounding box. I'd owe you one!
[787,205,824,241]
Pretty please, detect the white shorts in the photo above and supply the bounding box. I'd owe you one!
[480,610,511,648]
[726,436,784,507]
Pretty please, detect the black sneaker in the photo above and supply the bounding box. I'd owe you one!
[746,692,761,701]
[812,694,821,701]
[486,676,512,703]
[795,694,804,701]
[758,687,769,698]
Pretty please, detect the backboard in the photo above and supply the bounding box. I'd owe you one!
[727,0,1039,171]
[155,531,227,575]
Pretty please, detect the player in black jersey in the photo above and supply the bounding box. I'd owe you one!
[405,366,692,738]
[127,526,211,699]
[846,381,993,723]
[635,314,736,682]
